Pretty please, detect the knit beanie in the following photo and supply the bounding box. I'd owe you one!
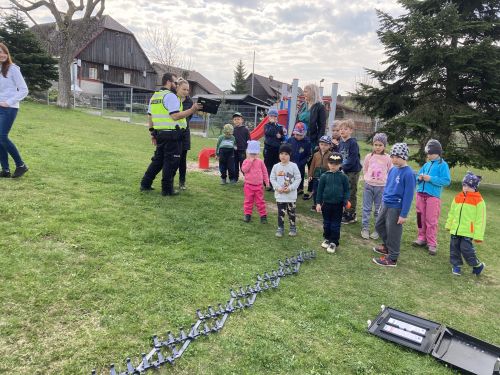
[319,135,332,145]
[425,139,442,155]
[247,140,260,154]
[232,112,243,118]
[268,108,279,117]
[279,143,293,156]
[462,171,482,191]
[328,152,343,164]
[373,133,388,147]
[390,143,410,160]
[223,123,233,135]
[293,122,306,135]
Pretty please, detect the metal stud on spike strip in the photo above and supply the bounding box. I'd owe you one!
[91,251,316,375]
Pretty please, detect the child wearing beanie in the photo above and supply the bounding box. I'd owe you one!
[361,133,392,240]
[372,143,415,267]
[316,152,350,254]
[445,172,486,276]
[264,108,285,187]
[241,140,270,223]
[270,143,302,237]
[413,139,451,255]
[216,124,237,184]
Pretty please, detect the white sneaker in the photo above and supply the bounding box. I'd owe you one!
[370,231,379,240]
[326,243,336,254]
[361,229,370,239]
[321,240,330,249]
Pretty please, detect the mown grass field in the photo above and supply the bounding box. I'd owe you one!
[1,102,499,375]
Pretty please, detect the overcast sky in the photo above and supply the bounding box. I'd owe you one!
[22,0,405,94]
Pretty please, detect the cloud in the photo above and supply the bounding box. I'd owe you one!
[19,0,404,94]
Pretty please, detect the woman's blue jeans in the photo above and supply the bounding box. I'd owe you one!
[0,107,23,171]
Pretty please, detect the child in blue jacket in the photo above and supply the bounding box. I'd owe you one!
[413,139,451,255]
[287,122,311,194]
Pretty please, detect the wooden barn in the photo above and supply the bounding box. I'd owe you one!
[33,15,157,95]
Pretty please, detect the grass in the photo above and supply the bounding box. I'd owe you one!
[0,102,499,375]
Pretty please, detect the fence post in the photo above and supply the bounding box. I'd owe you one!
[206,114,211,137]
[130,87,133,121]
[254,106,257,129]
[101,84,104,116]
[47,90,49,105]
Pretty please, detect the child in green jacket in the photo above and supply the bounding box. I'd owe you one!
[316,152,350,254]
[445,172,486,276]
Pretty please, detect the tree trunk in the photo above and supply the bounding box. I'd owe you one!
[57,53,73,108]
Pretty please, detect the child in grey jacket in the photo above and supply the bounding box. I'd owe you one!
[270,144,302,237]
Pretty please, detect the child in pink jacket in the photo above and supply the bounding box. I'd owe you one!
[242,140,270,223]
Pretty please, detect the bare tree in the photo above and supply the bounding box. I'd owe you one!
[9,0,105,108]
[142,25,192,71]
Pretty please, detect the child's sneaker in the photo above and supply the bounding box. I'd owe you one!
[370,231,379,240]
[310,205,316,212]
[412,239,427,247]
[12,164,28,178]
[288,227,297,237]
[372,244,388,255]
[361,229,370,239]
[321,240,330,249]
[302,193,311,200]
[452,266,461,275]
[275,228,284,237]
[472,262,485,276]
[243,214,251,223]
[220,178,227,185]
[326,243,336,254]
[179,183,187,190]
[260,215,267,224]
[0,170,11,178]
[372,256,397,267]
[428,246,437,256]
[229,179,237,184]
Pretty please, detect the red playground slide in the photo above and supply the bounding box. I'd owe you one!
[250,109,288,140]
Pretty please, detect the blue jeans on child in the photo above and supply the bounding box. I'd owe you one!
[0,107,23,171]
[362,183,384,230]
[449,235,481,267]
[321,202,343,246]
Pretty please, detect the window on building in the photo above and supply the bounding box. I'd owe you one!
[89,67,98,80]
[124,72,131,85]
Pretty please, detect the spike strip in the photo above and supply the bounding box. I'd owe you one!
[92,251,316,374]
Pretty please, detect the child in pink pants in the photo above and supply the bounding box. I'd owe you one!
[241,140,270,223]
[414,139,451,255]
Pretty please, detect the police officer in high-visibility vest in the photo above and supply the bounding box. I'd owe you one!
[140,73,202,195]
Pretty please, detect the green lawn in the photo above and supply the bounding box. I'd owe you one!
[1,103,499,375]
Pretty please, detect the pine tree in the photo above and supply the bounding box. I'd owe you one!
[352,0,500,169]
[231,59,247,94]
[0,12,58,92]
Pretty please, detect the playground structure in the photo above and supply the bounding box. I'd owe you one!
[198,80,339,170]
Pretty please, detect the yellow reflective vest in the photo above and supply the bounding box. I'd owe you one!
[149,89,187,130]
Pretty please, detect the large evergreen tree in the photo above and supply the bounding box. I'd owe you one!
[231,59,247,94]
[0,12,58,92]
[353,0,500,169]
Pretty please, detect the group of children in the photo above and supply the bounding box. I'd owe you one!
[216,111,487,276]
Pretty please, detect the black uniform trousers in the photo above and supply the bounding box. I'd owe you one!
[141,130,182,194]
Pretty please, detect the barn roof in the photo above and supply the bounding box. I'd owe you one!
[152,63,223,95]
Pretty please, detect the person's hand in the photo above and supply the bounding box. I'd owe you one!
[397,216,407,225]
[265,183,270,189]
[151,136,157,146]
[418,174,424,181]
[276,133,282,139]
[0,102,8,108]
[422,175,431,182]
[191,103,203,113]
[282,186,289,193]
[316,204,321,213]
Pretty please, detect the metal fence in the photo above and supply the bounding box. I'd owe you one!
[30,89,377,140]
